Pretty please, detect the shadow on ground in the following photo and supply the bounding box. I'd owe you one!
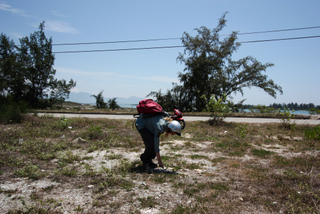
[129,165,179,175]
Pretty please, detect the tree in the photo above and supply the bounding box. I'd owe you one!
[49,78,77,108]
[176,13,283,112]
[91,91,121,110]
[0,22,76,109]
[18,22,76,108]
[147,83,188,112]
[0,33,25,101]
[147,89,173,112]
[107,98,121,110]
[91,91,107,109]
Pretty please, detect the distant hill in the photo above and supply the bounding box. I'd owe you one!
[66,92,95,104]
[66,92,144,105]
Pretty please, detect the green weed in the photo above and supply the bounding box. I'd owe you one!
[304,125,320,147]
[236,124,248,139]
[60,115,69,129]
[81,125,103,140]
[138,196,158,208]
[251,148,275,158]
[14,163,46,180]
[278,107,295,129]
[189,154,209,159]
[61,165,78,177]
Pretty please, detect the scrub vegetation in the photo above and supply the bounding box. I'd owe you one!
[0,114,319,213]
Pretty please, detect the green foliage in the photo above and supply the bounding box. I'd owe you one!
[286,182,320,214]
[309,108,320,115]
[201,94,232,125]
[91,90,121,110]
[60,115,69,129]
[147,87,183,112]
[138,196,158,208]
[250,105,275,114]
[0,100,28,124]
[58,150,80,164]
[278,107,295,128]
[251,149,275,158]
[88,125,103,139]
[0,22,76,110]
[61,165,78,177]
[81,125,103,140]
[304,125,320,146]
[14,163,46,180]
[93,174,134,192]
[107,97,121,110]
[91,90,107,109]
[49,78,77,109]
[236,124,248,139]
[168,12,282,112]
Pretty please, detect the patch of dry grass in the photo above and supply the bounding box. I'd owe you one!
[0,115,319,213]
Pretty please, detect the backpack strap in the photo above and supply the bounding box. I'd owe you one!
[133,111,170,119]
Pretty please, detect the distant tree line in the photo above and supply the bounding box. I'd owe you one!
[270,103,320,110]
[243,103,320,110]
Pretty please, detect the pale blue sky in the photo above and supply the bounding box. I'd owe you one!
[1,0,319,105]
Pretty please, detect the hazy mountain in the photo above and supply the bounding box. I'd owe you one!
[66,92,144,105]
[116,96,145,104]
[66,92,95,103]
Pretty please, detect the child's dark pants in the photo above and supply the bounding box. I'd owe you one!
[137,128,156,164]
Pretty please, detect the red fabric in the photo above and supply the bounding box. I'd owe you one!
[137,99,163,114]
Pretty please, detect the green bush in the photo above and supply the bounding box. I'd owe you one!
[0,100,28,124]
[80,125,103,140]
[278,107,295,128]
[309,108,320,115]
[60,115,69,129]
[304,125,320,146]
[201,94,232,125]
[250,105,275,114]
[14,163,46,180]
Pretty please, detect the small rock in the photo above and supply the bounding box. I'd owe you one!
[72,137,87,144]
[140,208,160,214]
[77,137,87,143]
[51,159,58,164]
[283,136,291,140]
[183,133,192,138]
[195,169,203,174]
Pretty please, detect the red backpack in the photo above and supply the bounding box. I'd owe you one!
[136,99,163,115]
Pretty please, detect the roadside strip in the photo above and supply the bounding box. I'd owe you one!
[37,113,320,125]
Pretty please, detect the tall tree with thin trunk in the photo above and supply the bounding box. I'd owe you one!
[176,13,283,112]
[0,22,76,109]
